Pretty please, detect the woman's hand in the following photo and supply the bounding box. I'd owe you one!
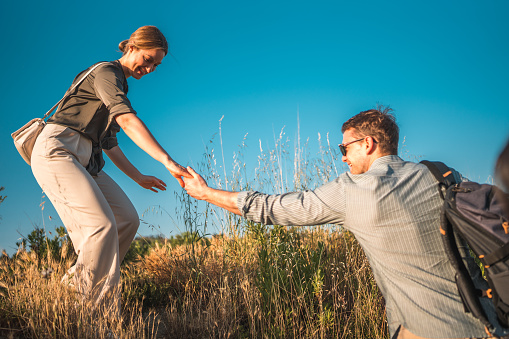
[136,175,167,192]
[166,162,192,188]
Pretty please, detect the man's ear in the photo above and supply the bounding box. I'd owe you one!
[365,136,377,155]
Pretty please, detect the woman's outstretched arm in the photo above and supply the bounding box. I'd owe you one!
[115,112,191,187]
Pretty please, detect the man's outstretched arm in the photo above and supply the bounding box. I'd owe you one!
[183,166,242,215]
[185,167,345,226]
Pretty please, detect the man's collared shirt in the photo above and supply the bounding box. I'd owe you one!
[237,155,506,338]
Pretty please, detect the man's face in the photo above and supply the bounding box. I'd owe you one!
[341,129,371,174]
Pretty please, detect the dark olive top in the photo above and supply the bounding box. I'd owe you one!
[48,60,137,175]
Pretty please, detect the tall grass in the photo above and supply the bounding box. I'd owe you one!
[0,120,388,338]
[0,247,158,338]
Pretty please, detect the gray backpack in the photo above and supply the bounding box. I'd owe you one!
[422,160,509,334]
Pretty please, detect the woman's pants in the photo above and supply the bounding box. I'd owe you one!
[31,123,139,309]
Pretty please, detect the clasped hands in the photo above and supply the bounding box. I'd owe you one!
[165,163,211,199]
[173,166,240,216]
[139,164,207,197]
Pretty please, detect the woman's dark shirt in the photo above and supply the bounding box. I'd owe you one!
[48,60,137,175]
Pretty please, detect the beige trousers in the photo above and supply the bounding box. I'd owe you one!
[31,124,139,309]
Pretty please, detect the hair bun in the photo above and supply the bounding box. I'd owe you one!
[119,26,168,56]
[118,39,129,53]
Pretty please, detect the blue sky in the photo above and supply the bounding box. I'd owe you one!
[1,1,508,254]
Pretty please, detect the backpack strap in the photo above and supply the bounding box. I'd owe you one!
[441,209,495,333]
[421,160,457,186]
[422,160,496,333]
[483,241,509,266]
[421,160,458,199]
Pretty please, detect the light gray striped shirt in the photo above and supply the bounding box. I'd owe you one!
[237,155,507,338]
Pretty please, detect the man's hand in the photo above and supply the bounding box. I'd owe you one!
[166,162,192,188]
[136,175,167,193]
[183,166,210,200]
[183,167,242,215]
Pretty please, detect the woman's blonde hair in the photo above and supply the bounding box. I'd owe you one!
[119,26,168,55]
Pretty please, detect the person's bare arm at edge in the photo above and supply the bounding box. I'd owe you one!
[183,166,241,216]
[104,146,167,192]
[115,113,191,187]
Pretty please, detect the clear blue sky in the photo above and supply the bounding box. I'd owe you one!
[1,0,508,254]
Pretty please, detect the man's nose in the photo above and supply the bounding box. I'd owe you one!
[341,155,347,162]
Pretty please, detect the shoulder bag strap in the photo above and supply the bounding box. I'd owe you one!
[42,62,110,120]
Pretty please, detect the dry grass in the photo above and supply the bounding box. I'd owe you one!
[0,247,158,339]
[0,227,388,338]
[0,122,389,338]
[128,227,387,338]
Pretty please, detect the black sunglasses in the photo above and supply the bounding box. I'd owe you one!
[338,137,377,156]
[338,138,364,156]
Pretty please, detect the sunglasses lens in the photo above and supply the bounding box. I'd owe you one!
[339,145,346,156]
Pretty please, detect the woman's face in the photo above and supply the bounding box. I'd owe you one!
[121,46,165,79]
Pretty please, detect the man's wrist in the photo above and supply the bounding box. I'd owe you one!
[202,186,216,203]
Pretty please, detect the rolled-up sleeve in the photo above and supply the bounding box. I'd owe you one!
[237,177,346,226]
[94,64,137,118]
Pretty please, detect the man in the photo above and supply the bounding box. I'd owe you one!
[183,108,509,339]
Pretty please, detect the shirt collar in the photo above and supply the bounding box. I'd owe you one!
[368,155,403,171]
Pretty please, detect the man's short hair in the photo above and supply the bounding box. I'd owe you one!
[341,105,399,155]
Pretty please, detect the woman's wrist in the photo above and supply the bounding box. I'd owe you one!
[134,175,143,184]
[164,159,181,173]
[161,155,175,168]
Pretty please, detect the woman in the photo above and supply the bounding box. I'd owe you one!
[31,26,189,310]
